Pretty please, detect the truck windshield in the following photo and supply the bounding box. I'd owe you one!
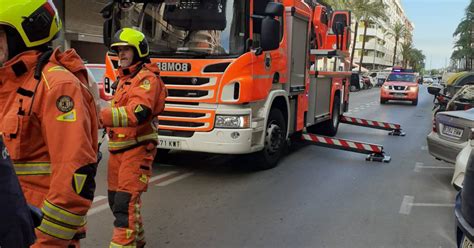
[386,73,416,83]
[111,1,247,58]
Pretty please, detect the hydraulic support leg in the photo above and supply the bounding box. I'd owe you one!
[340,116,406,136]
[301,133,391,163]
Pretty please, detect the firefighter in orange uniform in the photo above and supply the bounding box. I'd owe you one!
[100,28,167,248]
[0,0,99,247]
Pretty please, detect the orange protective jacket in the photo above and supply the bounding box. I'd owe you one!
[0,48,99,244]
[100,62,167,152]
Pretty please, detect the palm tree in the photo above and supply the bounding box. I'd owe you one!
[357,0,387,73]
[401,41,413,68]
[387,22,408,67]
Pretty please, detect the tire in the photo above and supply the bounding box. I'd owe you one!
[412,99,418,106]
[154,148,170,163]
[307,96,340,137]
[250,108,287,170]
[380,98,387,104]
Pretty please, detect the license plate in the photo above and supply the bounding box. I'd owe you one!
[462,235,474,248]
[158,139,181,149]
[393,93,405,97]
[442,125,464,138]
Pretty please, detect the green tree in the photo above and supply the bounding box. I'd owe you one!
[408,48,425,72]
[401,41,412,68]
[387,22,408,67]
[451,1,474,71]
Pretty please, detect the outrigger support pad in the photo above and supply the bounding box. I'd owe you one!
[389,129,406,137]
[366,153,391,163]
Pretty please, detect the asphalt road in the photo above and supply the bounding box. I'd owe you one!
[83,85,457,248]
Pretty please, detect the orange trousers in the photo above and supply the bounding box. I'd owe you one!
[107,142,156,247]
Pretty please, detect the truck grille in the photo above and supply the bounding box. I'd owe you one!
[161,76,216,101]
[158,107,215,132]
[390,85,407,91]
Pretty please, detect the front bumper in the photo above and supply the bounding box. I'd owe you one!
[427,131,466,164]
[380,89,418,101]
[456,193,474,247]
[158,128,254,154]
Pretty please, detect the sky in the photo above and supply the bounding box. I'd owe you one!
[401,0,469,70]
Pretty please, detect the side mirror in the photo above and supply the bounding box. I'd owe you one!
[261,17,280,51]
[427,85,442,96]
[103,19,113,48]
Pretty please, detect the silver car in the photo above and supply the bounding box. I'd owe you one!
[427,109,474,164]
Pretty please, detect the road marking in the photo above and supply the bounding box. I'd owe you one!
[399,195,454,215]
[399,195,414,215]
[156,173,194,187]
[87,203,110,216]
[88,171,194,216]
[149,171,179,183]
[93,195,107,203]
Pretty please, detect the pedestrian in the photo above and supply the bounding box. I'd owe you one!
[100,28,167,248]
[0,0,100,247]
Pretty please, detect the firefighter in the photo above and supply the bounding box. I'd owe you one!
[100,28,166,248]
[0,0,99,247]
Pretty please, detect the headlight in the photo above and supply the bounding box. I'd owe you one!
[408,86,418,92]
[383,85,390,89]
[215,115,250,129]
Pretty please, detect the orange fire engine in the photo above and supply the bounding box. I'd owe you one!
[101,0,352,169]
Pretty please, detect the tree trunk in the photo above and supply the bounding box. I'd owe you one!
[392,39,398,67]
[358,21,368,74]
[350,21,359,71]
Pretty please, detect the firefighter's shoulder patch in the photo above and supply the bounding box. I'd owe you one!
[56,109,76,122]
[139,79,151,91]
[56,95,74,113]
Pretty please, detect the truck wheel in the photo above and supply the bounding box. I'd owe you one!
[251,108,287,170]
[412,99,418,106]
[154,148,170,163]
[307,96,340,137]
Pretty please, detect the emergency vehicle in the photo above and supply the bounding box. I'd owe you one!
[380,68,419,105]
[101,0,352,169]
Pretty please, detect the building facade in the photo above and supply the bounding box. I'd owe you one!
[52,0,108,64]
[352,0,414,71]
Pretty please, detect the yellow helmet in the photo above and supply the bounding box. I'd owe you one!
[0,0,62,47]
[110,28,149,58]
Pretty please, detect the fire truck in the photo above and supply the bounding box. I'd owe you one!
[101,0,352,169]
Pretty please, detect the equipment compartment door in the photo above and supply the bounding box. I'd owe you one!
[289,15,309,93]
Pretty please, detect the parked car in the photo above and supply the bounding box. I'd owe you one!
[369,71,390,87]
[455,151,474,247]
[380,71,419,105]
[361,75,373,89]
[350,73,363,92]
[453,139,474,190]
[423,76,433,84]
[85,64,113,101]
[427,109,474,164]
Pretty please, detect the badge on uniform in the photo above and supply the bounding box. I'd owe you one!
[140,80,151,91]
[56,95,74,113]
[56,109,77,122]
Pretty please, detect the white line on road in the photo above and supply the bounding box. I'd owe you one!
[88,203,110,216]
[92,195,107,203]
[399,195,454,215]
[149,171,179,183]
[156,173,194,187]
[399,195,414,215]
[410,203,455,207]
